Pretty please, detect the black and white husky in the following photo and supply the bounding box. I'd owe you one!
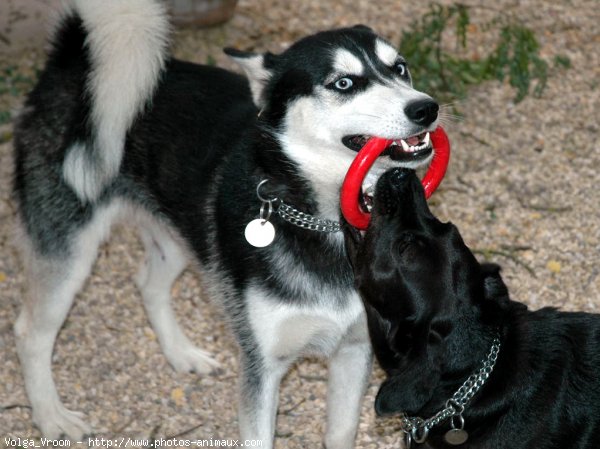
[12,1,440,447]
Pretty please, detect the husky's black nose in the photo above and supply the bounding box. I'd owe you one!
[404,99,439,126]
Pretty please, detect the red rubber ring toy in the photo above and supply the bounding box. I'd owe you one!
[340,126,451,230]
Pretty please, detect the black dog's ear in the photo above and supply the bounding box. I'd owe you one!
[375,368,440,416]
[375,376,404,416]
[481,263,510,308]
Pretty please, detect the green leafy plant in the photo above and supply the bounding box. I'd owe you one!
[0,110,11,126]
[399,3,569,104]
[0,64,38,125]
[0,65,36,97]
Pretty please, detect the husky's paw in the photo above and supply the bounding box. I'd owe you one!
[33,403,91,440]
[165,344,220,374]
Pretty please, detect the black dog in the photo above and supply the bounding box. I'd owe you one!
[344,167,600,448]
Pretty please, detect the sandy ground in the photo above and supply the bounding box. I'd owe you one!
[1,0,599,448]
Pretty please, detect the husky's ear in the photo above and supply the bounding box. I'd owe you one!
[352,24,374,33]
[224,48,276,108]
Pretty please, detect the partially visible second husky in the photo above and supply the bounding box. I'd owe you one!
[12,1,440,447]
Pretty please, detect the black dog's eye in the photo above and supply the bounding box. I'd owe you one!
[394,233,417,254]
[333,77,354,91]
[393,233,429,263]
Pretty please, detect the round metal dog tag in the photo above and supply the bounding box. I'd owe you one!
[245,219,275,247]
[444,429,469,445]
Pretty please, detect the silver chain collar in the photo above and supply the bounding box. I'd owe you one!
[276,202,341,233]
[256,179,341,233]
[401,334,501,447]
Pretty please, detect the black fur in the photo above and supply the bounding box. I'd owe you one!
[13,15,93,256]
[344,168,600,449]
[15,17,360,291]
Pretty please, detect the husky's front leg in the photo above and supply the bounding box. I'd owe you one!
[324,317,373,449]
[238,351,289,449]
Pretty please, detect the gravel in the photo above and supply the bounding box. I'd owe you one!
[1,0,598,447]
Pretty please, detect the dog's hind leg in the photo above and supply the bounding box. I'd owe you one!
[15,256,93,439]
[324,316,373,449]
[136,223,218,374]
[13,203,123,439]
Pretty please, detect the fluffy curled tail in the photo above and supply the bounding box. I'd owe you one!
[60,0,170,202]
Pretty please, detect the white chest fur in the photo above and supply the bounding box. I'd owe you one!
[246,284,366,360]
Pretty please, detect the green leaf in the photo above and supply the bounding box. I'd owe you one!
[554,54,571,69]
[0,110,11,125]
[398,2,566,108]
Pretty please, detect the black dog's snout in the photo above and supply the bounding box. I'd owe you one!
[373,168,418,215]
[389,167,413,186]
[378,168,418,197]
[373,168,433,219]
[404,99,439,126]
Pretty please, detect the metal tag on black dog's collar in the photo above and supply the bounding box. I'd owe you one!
[444,428,469,445]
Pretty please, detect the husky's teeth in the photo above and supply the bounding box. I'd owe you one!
[423,132,430,146]
[400,139,410,152]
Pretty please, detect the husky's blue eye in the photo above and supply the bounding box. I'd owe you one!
[395,61,407,76]
[334,77,354,91]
